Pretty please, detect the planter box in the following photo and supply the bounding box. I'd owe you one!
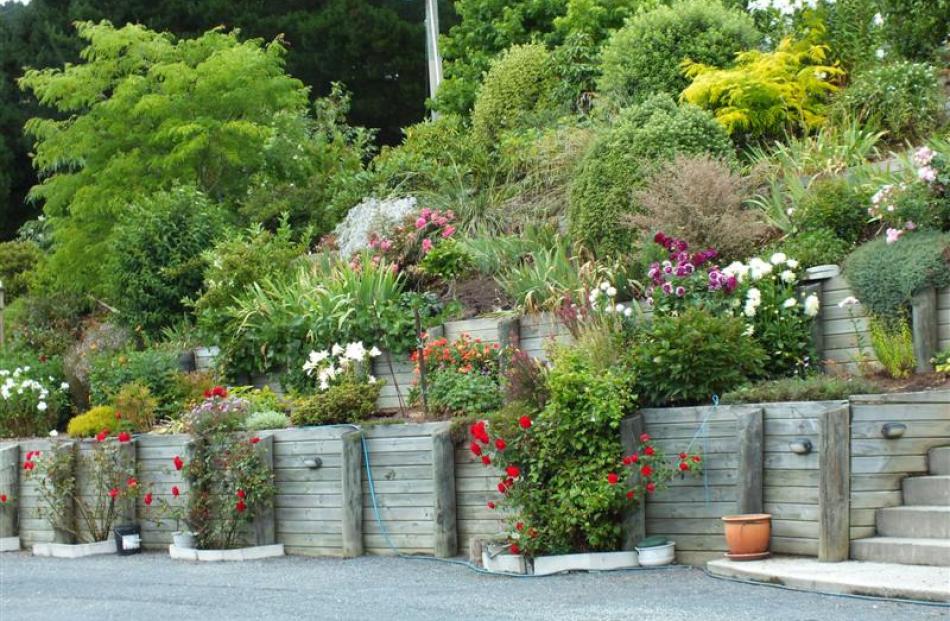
[33,537,115,559]
[0,536,20,552]
[168,543,284,562]
[482,545,527,574]
[533,550,639,576]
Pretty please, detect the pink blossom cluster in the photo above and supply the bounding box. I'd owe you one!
[646,232,724,303]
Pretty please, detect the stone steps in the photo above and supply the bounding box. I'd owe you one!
[876,506,950,539]
[903,475,950,506]
[851,537,950,567]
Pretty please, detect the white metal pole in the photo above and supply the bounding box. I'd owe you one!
[424,0,443,113]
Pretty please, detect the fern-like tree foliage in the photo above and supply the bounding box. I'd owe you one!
[18,22,310,293]
[680,36,843,142]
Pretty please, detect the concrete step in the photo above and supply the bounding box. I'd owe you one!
[877,506,950,538]
[851,536,950,567]
[903,476,950,506]
[930,446,950,476]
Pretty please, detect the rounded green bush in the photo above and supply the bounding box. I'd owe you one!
[568,95,734,256]
[598,0,760,104]
[471,44,558,143]
[769,228,851,270]
[67,405,119,438]
[795,179,870,244]
[0,241,41,301]
[834,61,943,143]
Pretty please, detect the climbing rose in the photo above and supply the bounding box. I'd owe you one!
[481,455,491,465]
[679,452,687,459]
[127,477,137,487]
[607,472,620,485]
[470,421,489,444]
[171,486,180,497]
[494,438,507,451]
[506,465,521,478]
[626,490,635,500]
[96,430,109,443]
[469,442,482,456]
[644,446,655,456]
[108,488,119,499]
[679,462,690,471]
[487,501,496,510]
[173,456,184,471]
[640,465,653,477]
[236,489,246,499]
[518,416,532,429]
[0,494,6,503]
[639,433,650,443]
[516,522,524,531]
[646,482,656,493]
[692,455,702,463]
[528,528,538,539]
[236,500,247,513]
[497,482,508,494]
[510,543,521,555]
[118,431,131,443]
[144,493,153,506]
[250,437,261,445]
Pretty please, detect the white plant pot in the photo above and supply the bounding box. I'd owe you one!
[173,532,197,549]
[168,543,285,562]
[0,536,20,552]
[636,542,676,567]
[33,537,116,559]
[533,550,639,576]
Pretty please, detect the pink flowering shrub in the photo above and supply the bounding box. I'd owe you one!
[361,207,459,286]
[868,144,949,235]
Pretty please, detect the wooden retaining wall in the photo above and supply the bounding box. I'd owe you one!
[939,288,950,352]
[454,444,505,554]
[136,434,190,548]
[849,391,950,542]
[15,439,54,547]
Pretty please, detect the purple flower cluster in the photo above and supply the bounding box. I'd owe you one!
[706,268,739,293]
[646,233,724,302]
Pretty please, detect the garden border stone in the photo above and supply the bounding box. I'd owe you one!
[33,537,115,558]
[168,543,285,562]
[0,536,20,552]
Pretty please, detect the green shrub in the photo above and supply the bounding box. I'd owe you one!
[599,0,760,104]
[290,381,382,426]
[243,410,291,431]
[193,221,307,339]
[721,375,879,404]
[0,241,41,301]
[933,347,950,373]
[878,0,950,62]
[417,239,475,281]
[112,382,158,432]
[425,371,504,418]
[89,349,185,420]
[795,179,869,244]
[0,354,70,437]
[834,62,943,143]
[869,314,916,379]
[67,406,119,438]
[106,185,225,336]
[633,308,766,406]
[568,95,734,256]
[681,36,843,141]
[472,44,559,143]
[844,231,950,319]
[768,228,851,269]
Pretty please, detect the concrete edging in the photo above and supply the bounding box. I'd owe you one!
[168,543,285,562]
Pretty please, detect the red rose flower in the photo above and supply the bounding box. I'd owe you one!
[236,500,247,513]
[203,389,212,399]
[487,501,496,510]
[481,455,491,465]
[118,431,131,443]
[250,437,261,445]
[127,477,138,487]
[644,446,655,456]
[0,494,7,503]
[173,456,184,471]
[607,472,620,485]
[497,482,507,494]
[640,465,653,477]
[646,482,656,493]
[469,441,482,456]
[515,522,524,531]
[518,416,532,429]
[108,487,119,499]
[629,453,639,463]
[211,386,228,398]
[115,411,122,420]
[626,490,635,500]
[639,433,651,443]
[96,430,109,443]
[528,528,538,539]
[171,486,180,497]
[505,465,521,478]
[24,451,34,461]
[470,421,489,444]
[678,452,687,460]
[679,462,690,471]
[236,489,247,499]
[22,461,33,471]
[509,543,520,555]
[144,493,153,506]
[692,455,702,463]
[494,438,507,451]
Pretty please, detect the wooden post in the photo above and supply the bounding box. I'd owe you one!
[800,282,824,368]
[56,441,78,544]
[116,440,137,525]
[0,444,18,538]
[620,415,645,550]
[735,409,764,515]
[432,424,457,558]
[253,434,276,546]
[819,405,850,562]
[497,317,521,375]
[341,430,364,558]
[911,287,937,373]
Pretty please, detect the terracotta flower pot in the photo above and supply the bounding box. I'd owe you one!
[721,513,771,560]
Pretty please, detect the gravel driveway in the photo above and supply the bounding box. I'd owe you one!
[0,552,946,621]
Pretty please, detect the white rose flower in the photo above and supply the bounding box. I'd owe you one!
[769,252,787,265]
[780,270,796,284]
[804,294,821,317]
[786,259,799,269]
[606,286,617,298]
[49,429,58,437]
[782,297,797,309]
[37,402,48,412]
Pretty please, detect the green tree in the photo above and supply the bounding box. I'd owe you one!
[19,22,310,293]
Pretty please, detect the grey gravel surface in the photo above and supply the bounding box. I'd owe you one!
[0,552,947,621]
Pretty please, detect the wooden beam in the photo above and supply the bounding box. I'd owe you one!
[819,405,850,561]
[0,443,18,538]
[735,409,764,515]
[341,430,364,558]
[911,287,937,373]
[253,434,276,546]
[116,440,137,526]
[432,424,458,558]
[57,441,78,544]
[621,415,645,549]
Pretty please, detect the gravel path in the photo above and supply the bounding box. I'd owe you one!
[0,552,946,621]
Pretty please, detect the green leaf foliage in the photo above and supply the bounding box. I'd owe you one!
[844,231,950,320]
[0,240,41,300]
[598,0,760,104]
[568,95,734,257]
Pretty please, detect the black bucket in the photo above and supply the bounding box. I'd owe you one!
[114,524,142,556]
